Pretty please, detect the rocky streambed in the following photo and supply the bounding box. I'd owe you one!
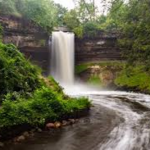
[2,91,150,150]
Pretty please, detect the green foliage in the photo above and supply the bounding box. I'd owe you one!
[0,0,20,16]
[0,0,58,32]
[0,86,90,128]
[20,0,57,32]
[119,0,150,66]
[88,75,101,85]
[75,63,90,74]
[55,3,67,26]
[64,10,80,30]
[63,1,100,38]
[75,61,125,74]
[73,26,84,38]
[0,42,90,132]
[115,65,150,91]
[102,0,150,68]
[0,43,41,101]
[83,21,98,37]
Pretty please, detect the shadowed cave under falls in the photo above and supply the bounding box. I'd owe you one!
[4,31,150,150]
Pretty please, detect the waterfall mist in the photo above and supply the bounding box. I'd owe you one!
[50,31,75,86]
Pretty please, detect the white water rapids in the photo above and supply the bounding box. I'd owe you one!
[89,91,150,150]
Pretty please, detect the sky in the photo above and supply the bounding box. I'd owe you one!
[53,0,110,14]
[54,0,75,10]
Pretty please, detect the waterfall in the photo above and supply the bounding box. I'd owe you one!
[50,31,75,86]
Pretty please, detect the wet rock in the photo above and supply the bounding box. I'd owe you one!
[54,122,61,128]
[23,131,30,137]
[0,142,4,147]
[75,119,79,122]
[62,120,69,126]
[46,123,55,129]
[29,129,35,136]
[69,119,76,124]
[16,135,25,142]
[37,128,42,132]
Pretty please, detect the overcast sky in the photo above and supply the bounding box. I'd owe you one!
[54,0,75,10]
[53,0,110,14]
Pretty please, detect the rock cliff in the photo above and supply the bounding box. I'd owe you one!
[75,31,123,64]
[0,15,49,75]
[0,15,123,75]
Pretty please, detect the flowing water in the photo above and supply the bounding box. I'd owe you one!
[3,32,150,150]
[3,91,150,150]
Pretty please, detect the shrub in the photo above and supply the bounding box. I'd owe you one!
[0,87,90,128]
[0,43,41,102]
[115,65,150,91]
[83,22,99,37]
[73,26,84,38]
[0,42,90,136]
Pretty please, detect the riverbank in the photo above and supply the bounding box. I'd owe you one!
[0,42,91,143]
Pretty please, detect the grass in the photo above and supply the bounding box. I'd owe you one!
[75,61,125,74]
[115,65,150,91]
[88,75,102,85]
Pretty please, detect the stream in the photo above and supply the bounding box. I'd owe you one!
[3,91,150,150]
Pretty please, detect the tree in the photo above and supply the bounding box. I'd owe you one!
[64,10,80,30]
[20,0,57,32]
[0,0,19,16]
[0,0,58,32]
[73,0,97,22]
[54,4,67,26]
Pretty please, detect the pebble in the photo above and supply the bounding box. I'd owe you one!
[46,123,55,129]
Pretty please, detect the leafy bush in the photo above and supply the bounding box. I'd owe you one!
[0,0,20,16]
[115,65,150,91]
[0,87,90,128]
[73,26,84,38]
[88,75,101,85]
[20,0,57,32]
[0,43,41,101]
[83,22,99,37]
[0,42,90,132]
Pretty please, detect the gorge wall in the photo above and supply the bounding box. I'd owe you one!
[75,32,122,64]
[0,15,49,75]
[0,15,123,74]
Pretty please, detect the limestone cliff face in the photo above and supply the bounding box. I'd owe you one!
[75,31,122,64]
[0,15,49,75]
[0,15,122,75]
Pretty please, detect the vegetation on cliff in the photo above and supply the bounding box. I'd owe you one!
[76,62,150,93]
[0,0,59,32]
[0,42,90,138]
[115,65,150,93]
[75,61,125,87]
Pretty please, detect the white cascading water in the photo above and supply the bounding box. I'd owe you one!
[50,31,74,86]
